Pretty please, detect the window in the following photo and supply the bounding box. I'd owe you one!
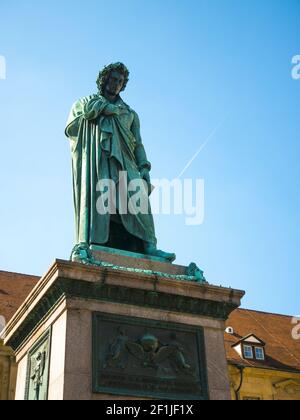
[243,345,253,359]
[255,347,265,360]
[233,335,266,361]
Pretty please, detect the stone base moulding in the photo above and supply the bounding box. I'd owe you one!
[3,254,244,400]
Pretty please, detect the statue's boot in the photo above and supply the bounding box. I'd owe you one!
[144,242,176,263]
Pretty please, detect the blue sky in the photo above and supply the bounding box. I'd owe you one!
[0,0,299,315]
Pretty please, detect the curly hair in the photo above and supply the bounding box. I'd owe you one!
[96,62,130,95]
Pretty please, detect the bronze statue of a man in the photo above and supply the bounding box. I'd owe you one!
[65,63,175,262]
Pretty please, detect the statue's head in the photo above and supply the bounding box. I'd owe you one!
[97,62,130,96]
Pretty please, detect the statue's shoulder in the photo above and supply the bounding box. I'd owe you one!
[74,94,99,107]
[66,94,100,129]
[69,94,102,118]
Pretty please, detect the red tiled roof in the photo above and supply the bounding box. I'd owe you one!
[0,270,39,323]
[225,308,300,372]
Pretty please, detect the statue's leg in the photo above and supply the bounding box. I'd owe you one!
[105,220,145,253]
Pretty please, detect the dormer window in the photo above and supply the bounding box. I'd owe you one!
[232,334,266,362]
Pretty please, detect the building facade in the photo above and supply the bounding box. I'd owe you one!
[0,270,38,400]
[225,309,300,400]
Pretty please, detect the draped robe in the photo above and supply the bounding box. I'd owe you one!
[65,94,157,247]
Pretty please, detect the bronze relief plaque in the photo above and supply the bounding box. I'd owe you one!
[93,313,208,400]
[25,328,51,401]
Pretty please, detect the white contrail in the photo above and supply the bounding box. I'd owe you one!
[177,117,227,179]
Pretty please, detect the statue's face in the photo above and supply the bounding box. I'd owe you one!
[105,70,125,96]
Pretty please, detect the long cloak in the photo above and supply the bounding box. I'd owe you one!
[65,94,157,247]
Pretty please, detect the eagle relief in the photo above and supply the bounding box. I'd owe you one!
[103,329,194,378]
[93,314,208,399]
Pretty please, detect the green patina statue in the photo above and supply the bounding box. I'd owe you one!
[66,63,175,263]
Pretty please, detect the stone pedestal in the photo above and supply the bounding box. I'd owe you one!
[4,252,244,400]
